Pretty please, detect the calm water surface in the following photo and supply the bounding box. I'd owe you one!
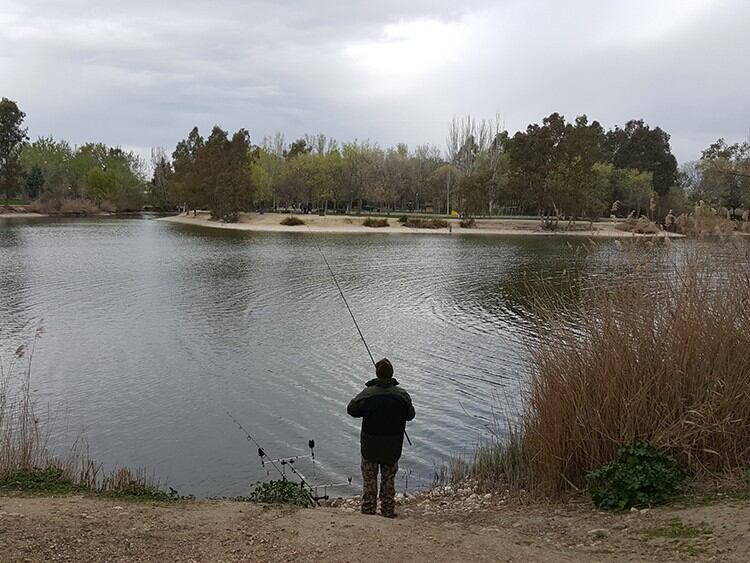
[1,215,627,496]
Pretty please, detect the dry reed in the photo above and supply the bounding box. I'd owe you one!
[674,214,750,237]
[524,247,750,497]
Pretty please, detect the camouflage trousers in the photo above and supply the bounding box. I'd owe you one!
[361,458,398,516]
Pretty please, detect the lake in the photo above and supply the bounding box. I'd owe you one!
[1,215,625,497]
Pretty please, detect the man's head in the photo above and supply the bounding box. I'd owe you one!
[375,358,393,379]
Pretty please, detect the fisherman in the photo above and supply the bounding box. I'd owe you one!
[347,358,415,518]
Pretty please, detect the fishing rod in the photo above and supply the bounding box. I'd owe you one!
[225,409,325,505]
[306,224,412,446]
[307,225,375,366]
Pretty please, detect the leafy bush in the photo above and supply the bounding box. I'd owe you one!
[363,217,388,228]
[398,215,409,223]
[249,480,312,506]
[404,218,448,229]
[280,215,305,226]
[587,443,687,509]
[28,196,100,216]
[459,217,476,228]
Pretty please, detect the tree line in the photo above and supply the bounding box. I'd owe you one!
[2,96,748,221]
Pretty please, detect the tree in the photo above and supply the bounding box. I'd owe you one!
[678,161,703,200]
[25,165,44,199]
[607,120,677,195]
[212,129,254,222]
[149,147,173,210]
[0,98,28,201]
[609,168,654,216]
[285,138,312,160]
[506,114,564,215]
[169,127,205,211]
[19,137,74,195]
[699,138,750,211]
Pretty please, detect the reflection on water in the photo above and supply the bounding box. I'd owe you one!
[1,216,630,496]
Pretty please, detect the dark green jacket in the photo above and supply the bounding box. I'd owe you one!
[347,377,415,466]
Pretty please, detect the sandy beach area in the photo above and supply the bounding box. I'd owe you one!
[159,212,681,238]
[0,212,47,219]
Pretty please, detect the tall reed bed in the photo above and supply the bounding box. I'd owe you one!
[464,244,750,498]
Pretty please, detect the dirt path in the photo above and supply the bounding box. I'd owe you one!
[1,494,747,562]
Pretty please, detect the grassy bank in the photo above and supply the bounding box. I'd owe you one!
[460,243,750,502]
[0,330,182,500]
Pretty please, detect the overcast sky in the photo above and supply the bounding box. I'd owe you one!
[1,0,748,163]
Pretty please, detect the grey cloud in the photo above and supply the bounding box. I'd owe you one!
[1,0,748,161]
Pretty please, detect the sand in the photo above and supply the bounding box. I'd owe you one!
[159,212,683,238]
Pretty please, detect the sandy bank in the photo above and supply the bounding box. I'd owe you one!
[0,212,47,219]
[159,212,683,238]
[0,492,746,562]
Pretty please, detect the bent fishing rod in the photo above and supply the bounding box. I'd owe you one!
[306,224,412,446]
[225,409,329,505]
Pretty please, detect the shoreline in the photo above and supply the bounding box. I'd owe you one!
[0,212,48,219]
[159,212,684,238]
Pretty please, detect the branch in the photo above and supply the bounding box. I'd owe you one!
[708,166,750,179]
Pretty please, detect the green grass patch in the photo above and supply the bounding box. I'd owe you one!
[0,467,190,502]
[0,467,80,495]
[639,518,710,540]
[0,199,30,206]
[249,480,313,507]
[99,485,191,502]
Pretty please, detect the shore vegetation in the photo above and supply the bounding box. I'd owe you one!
[362,217,388,227]
[0,330,185,500]
[456,245,750,506]
[280,215,305,226]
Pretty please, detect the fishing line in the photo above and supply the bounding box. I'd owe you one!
[306,225,375,367]
[306,224,412,446]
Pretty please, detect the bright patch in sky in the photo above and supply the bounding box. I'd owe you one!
[345,19,461,92]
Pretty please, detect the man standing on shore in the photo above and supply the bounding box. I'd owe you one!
[347,358,415,518]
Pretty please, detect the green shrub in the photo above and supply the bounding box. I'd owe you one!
[398,215,409,223]
[404,218,448,229]
[460,217,476,228]
[587,443,687,510]
[249,480,313,507]
[101,484,187,501]
[280,215,305,226]
[363,217,388,228]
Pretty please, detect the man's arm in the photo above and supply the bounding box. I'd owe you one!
[347,389,368,418]
[403,392,415,421]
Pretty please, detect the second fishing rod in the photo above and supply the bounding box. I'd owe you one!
[307,225,412,446]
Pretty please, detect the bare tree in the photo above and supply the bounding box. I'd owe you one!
[446,114,504,171]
